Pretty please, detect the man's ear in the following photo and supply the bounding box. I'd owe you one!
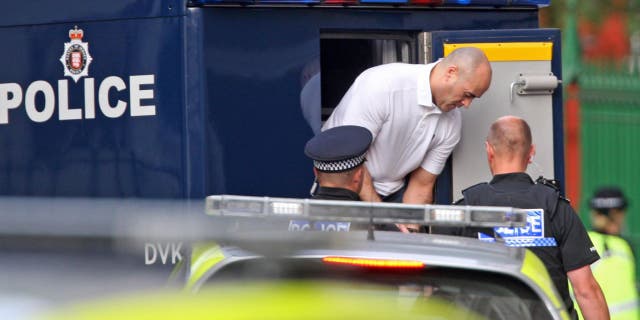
[485,141,493,158]
[313,167,319,178]
[528,144,536,163]
[445,65,458,81]
[354,166,364,182]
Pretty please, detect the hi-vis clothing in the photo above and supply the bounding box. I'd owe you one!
[577,231,639,320]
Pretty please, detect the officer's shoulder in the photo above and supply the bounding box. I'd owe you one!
[535,176,571,203]
[461,182,489,194]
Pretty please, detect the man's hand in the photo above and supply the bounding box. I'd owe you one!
[395,224,421,233]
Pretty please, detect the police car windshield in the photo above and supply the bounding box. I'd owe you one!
[204,258,553,320]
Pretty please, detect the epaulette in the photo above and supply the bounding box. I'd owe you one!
[455,182,488,204]
[535,176,571,203]
[461,182,488,194]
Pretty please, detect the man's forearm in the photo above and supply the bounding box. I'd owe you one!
[359,166,381,202]
[569,266,610,320]
[402,168,437,205]
[575,290,609,320]
[402,185,433,204]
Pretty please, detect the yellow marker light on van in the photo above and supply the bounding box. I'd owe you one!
[323,256,424,269]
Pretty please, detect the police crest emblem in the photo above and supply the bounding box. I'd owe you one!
[59,26,93,82]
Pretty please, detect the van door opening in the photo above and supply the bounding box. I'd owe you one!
[320,33,416,123]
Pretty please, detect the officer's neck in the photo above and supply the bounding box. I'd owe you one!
[318,182,360,194]
[489,160,528,175]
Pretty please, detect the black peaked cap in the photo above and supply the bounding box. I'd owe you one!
[304,125,372,172]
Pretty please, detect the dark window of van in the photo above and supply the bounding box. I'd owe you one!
[320,33,416,122]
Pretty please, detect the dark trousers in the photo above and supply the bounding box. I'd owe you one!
[380,183,407,203]
[375,183,408,232]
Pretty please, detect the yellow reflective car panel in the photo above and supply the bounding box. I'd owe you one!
[520,250,570,320]
[41,281,488,320]
[186,242,225,290]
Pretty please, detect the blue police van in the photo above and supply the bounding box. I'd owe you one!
[0,0,562,204]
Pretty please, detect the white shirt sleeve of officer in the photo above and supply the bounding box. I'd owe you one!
[420,109,462,175]
[322,70,389,140]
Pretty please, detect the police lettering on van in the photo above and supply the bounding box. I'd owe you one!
[0,26,156,125]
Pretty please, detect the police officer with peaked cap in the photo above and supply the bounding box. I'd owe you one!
[305,125,372,201]
[590,187,629,235]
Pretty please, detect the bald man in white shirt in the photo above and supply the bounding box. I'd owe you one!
[323,47,492,230]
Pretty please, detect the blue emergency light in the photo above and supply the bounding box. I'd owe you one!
[360,0,408,4]
[322,0,358,4]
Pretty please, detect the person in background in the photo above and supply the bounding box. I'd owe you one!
[583,187,639,319]
[433,115,609,320]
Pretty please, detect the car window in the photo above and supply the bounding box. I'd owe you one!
[202,258,553,320]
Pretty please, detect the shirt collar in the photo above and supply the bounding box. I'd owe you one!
[313,186,361,201]
[489,172,535,186]
[417,60,442,115]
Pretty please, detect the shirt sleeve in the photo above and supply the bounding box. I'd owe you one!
[554,200,600,272]
[420,109,462,175]
[321,70,389,140]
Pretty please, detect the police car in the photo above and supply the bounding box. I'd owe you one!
[172,195,571,320]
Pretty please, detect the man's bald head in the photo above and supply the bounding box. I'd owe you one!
[442,47,492,88]
[442,47,491,79]
[432,47,492,112]
[487,115,532,162]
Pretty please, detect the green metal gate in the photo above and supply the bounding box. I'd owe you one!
[579,68,640,279]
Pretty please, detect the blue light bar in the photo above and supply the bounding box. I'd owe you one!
[360,0,408,4]
[443,0,507,4]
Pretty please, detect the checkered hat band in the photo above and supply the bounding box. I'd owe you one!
[314,154,365,172]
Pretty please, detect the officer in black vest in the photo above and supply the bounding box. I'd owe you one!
[305,125,372,201]
[433,116,608,320]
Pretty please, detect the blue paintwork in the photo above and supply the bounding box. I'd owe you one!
[360,0,409,4]
[0,11,187,197]
[2,0,186,27]
[0,2,544,199]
